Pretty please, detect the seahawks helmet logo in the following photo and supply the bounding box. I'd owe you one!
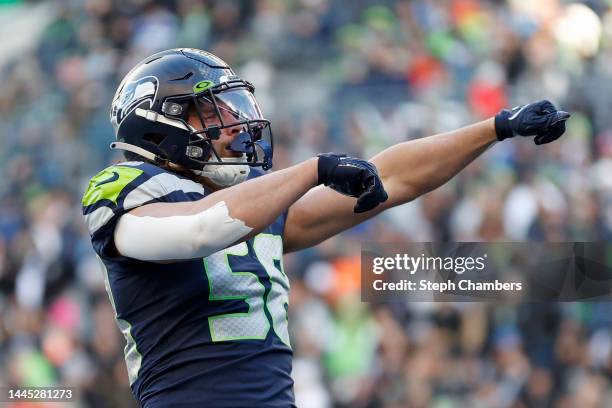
[111,76,158,130]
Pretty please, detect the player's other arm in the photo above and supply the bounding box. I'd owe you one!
[283,101,570,253]
[283,120,496,252]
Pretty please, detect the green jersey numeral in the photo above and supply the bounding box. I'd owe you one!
[204,234,290,346]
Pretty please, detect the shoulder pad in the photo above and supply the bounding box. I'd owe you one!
[82,164,145,208]
[82,162,205,236]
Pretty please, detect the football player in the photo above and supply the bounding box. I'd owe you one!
[82,48,569,407]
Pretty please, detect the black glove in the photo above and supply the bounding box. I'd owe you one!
[495,100,570,145]
[317,153,388,213]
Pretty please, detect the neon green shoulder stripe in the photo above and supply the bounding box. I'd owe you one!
[82,166,144,207]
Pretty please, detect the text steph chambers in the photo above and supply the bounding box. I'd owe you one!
[373,279,523,292]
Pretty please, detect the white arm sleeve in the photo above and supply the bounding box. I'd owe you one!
[113,201,253,261]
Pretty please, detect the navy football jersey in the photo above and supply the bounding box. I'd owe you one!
[82,162,294,407]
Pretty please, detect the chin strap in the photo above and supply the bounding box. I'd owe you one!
[110,140,262,179]
[110,142,170,165]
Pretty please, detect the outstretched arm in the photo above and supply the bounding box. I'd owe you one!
[115,158,319,261]
[374,118,496,206]
[112,153,384,262]
[283,100,570,253]
[283,119,496,253]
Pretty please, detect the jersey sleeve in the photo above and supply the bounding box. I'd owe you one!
[81,162,204,259]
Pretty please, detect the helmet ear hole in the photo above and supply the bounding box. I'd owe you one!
[143,133,167,146]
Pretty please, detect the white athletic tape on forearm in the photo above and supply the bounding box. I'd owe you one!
[114,201,252,261]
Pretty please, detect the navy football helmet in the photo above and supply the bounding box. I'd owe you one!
[110,48,273,170]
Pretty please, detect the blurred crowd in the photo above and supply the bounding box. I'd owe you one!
[0,0,611,406]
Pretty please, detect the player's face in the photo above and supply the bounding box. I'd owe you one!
[187,102,245,158]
